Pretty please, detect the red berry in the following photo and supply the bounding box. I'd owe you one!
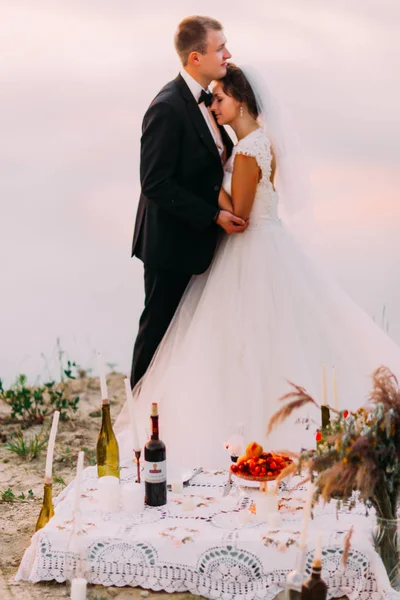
[316,431,322,442]
[343,410,349,418]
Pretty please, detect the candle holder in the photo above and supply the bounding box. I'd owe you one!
[134,450,141,484]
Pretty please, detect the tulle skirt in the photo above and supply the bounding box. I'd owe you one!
[115,218,400,468]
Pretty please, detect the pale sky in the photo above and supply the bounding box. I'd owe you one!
[1,0,400,385]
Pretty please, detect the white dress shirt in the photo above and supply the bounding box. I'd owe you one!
[180,69,224,156]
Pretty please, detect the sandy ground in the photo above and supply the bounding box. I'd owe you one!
[0,372,343,600]
[0,373,213,600]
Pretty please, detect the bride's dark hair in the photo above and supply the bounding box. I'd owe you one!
[219,63,259,120]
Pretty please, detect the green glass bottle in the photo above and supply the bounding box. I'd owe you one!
[96,401,120,478]
[35,481,54,532]
[321,405,330,430]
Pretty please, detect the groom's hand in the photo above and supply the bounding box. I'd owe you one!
[216,210,248,234]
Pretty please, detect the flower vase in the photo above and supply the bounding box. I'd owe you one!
[374,515,400,590]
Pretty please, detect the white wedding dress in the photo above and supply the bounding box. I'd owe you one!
[115,128,400,468]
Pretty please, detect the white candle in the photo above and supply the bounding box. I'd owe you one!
[315,530,323,561]
[299,481,315,548]
[124,378,141,452]
[45,410,60,480]
[332,367,339,411]
[121,482,144,514]
[70,451,85,542]
[71,577,87,600]
[171,479,184,494]
[182,496,195,511]
[321,363,328,406]
[257,488,278,522]
[267,511,282,528]
[72,451,85,519]
[266,487,279,512]
[98,475,120,513]
[97,352,108,403]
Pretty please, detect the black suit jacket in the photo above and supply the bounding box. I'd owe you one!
[132,74,233,274]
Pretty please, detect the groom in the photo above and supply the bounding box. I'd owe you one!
[130,16,247,388]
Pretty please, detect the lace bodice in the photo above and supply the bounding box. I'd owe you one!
[223,128,280,226]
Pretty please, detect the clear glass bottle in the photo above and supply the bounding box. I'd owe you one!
[285,544,307,599]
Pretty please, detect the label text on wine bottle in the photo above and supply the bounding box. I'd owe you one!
[144,460,167,483]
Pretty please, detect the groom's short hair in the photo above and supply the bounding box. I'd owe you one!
[174,16,223,66]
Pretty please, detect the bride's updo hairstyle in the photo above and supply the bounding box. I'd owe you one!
[219,63,259,120]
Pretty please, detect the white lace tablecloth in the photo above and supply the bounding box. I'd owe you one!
[16,464,400,600]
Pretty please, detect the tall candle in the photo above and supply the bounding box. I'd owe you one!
[97,352,108,403]
[45,411,60,480]
[332,367,339,411]
[298,481,315,548]
[72,451,85,527]
[124,378,141,452]
[321,363,328,406]
[315,530,323,561]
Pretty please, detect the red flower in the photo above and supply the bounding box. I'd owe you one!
[343,410,349,418]
[316,431,322,442]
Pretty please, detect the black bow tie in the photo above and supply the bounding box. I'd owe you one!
[198,90,213,107]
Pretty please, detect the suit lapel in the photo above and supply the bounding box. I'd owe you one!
[175,74,221,163]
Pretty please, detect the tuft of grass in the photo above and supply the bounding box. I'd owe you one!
[89,410,101,418]
[5,429,48,460]
[0,359,81,426]
[53,474,66,488]
[57,445,96,468]
[56,446,75,467]
[0,488,35,503]
[1,488,15,502]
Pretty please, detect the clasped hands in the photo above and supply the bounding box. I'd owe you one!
[216,210,249,234]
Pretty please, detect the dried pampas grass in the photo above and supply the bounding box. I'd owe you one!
[267,383,318,436]
[342,526,354,568]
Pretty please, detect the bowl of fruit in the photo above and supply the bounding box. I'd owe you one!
[230,442,292,485]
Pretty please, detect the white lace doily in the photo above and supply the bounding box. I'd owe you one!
[16,465,400,600]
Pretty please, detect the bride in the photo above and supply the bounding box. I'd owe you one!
[116,63,400,468]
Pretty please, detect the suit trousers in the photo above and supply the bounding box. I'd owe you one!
[130,266,192,388]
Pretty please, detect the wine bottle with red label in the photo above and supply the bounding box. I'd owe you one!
[144,402,167,506]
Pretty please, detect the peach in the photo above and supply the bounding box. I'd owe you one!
[245,442,263,458]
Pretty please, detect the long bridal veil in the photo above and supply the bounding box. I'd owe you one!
[237,65,319,251]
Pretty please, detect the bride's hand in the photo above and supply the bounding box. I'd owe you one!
[216,210,248,234]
